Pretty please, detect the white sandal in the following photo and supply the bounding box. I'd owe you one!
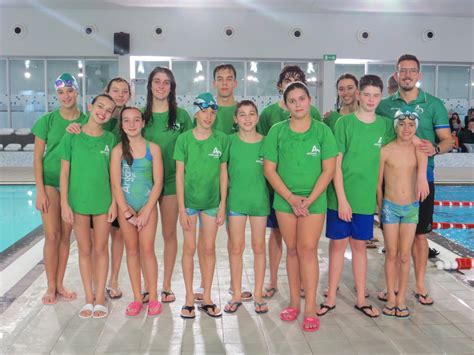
[78,303,94,319]
[92,304,109,319]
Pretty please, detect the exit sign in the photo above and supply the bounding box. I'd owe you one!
[323,54,337,61]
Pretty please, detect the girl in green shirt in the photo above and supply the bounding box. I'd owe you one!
[224,100,269,315]
[60,94,117,319]
[142,67,193,303]
[32,73,86,305]
[263,82,337,332]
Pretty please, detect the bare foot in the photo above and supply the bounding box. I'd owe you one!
[42,292,57,305]
[57,288,77,301]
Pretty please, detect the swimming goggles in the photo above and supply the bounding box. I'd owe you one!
[194,102,218,111]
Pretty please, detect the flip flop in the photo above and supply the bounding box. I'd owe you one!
[125,301,143,316]
[414,292,434,306]
[395,306,410,318]
[193,287,204,303]
[302,316,320,332]
[92,304,109,319]
[181,305,196,319]
[317,303,336,316]
[224,300,243,314]
[279,307,300,321]
[254,301,269,314]
[161,290,176,303]
[382,305,397,317]
[354,304,379,318]
[377,290,399,302]
[141,291,150,304]
[263,287,278,299]
[148,300,162,316]
[106,286,122,300]
[78,303,94,319]
[198,303,222,318]
[228,288,253,301]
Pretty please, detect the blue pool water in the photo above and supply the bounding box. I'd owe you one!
[434,185,474,252]
[0,185,42,252]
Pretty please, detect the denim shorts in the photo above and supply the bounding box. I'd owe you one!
[381,199,419,225]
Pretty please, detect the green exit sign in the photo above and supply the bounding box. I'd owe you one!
[323,54,337,61]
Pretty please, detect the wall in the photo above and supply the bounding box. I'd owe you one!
[1,8,473,62]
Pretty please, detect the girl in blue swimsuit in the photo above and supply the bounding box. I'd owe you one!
[110,107,164,317]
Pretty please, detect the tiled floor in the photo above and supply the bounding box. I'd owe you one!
[1,222,473,354]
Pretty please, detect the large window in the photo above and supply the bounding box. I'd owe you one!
[335,64,365,82]
[0,60,7,128]
[85,60,119,106]
[420,65,435,95]
[367,64,396,96]
[245,61,282,97]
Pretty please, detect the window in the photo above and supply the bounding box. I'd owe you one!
[335,64,365,82]
[245,61,282,97]
[0,60,7,128]
[367,64,396,95]
[172,60,207,96]
[85,60,118,105]
[420,65,435,95]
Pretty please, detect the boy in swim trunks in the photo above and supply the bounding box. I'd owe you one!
[377,108,428,318]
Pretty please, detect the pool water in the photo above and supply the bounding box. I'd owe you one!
[434,185,474,253]
[0,185,42,252]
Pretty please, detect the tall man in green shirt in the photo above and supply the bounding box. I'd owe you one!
[212,64,238,134]
[377,54,451,306]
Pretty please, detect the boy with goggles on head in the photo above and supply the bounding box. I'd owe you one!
[377,107,427,318]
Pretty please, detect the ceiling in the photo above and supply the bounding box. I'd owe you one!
[1,0,473,17]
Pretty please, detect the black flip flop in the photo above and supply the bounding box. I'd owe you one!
[317,303,336,316]
[198,303,222,318]
[161,290,176,303]
[141,291,150,304]
[414,292,434,306]
[395,306,410,318]
[354,304,379,318]
[382,305,397,317]
[180,305,196,319]
[263,287,278,299]
[224,300,242,314]
[254,301,269,314]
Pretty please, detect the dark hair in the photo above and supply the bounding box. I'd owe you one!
[213,64,237,80]
[119,106,143,166]
[387,75,398,90]
[359,75,384,92]
[143,67,177,130]
[451,112,461,124]
[397,54,420,70]
[335,73,358,109]
[91,93,115,105]
[105,77,131,98]
[283,82,310,105]
[277,65,307,93]
[235,100,259,116]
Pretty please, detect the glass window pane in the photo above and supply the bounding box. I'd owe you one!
[438,65,470,118]
[10,59,45,129]
[245,61,282,97]
[132,60,170,100]
[209,61,244,98]
[283,61,319,100]
[335,64,365,81]
[173,60,207,96]
[420,65,435,95]
[367,64,396,96]
[47,59,82,111]
[0,60,7,128]
[85,60,118,106]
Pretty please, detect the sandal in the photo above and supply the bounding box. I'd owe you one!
[224,300,243,314]
[302,316,320,332]
[181,305,196,319]
[125,301,143,316]
[228,288,253,301]
[161,290,176,303]
[141,291,150,304]
[92,304,109,319]
[198,303,222,318]
[354,304,379,318]
[395,306,410,318]
[78,303,94,319]
[317,303,336,316]
[414,292,434,306]
[377,290,399,302]
[254,301,268,314]
[263,287,278,299]
[279,307,300,321]
[193,287,204,303]
[382,305,397,317]
[148,300,162,316]
[106,286,122,300]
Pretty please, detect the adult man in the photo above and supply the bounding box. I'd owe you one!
[377,54,451,306]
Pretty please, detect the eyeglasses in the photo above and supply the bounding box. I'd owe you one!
[397,68,419,75]
[195,102,218,111]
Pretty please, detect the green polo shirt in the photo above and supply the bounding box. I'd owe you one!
[376,89,449,181]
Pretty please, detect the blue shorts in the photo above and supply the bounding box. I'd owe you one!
[381,199,419,225]
[185,207,217,217]
[228,210,247,217]
[326,209,374,240]
[266,194,279,229]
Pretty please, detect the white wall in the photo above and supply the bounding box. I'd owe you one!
[1,8,473,62]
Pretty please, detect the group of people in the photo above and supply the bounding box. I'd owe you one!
[32,53,452,332]
[449,110,474,152]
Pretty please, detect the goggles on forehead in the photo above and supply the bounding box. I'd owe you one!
[394,110,419,128]
[55,79,78,90]
[195,102,218,111]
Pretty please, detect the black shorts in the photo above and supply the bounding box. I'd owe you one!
[89,217,120,229]
[416,182,435,235]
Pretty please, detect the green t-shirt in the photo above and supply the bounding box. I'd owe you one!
[227,134,269,216]
[376,89,449,171]
[173,130,229,210]
[327,113,395,214]
[257,102,322,136]
[324,111,342,133]
[143,107,192,195]
[213,105,238,135]
[31,109,87,188]
[262,119,338,214]
[61,131,117,215]
[82,115,120,140]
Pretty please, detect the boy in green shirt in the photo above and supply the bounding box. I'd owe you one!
[212,64,238,134]
[60,94,117,319]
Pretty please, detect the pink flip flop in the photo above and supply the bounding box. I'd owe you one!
[279,307,300,321]
[148,300,162,316]
[125,301,143,316]
[302,316,320,332]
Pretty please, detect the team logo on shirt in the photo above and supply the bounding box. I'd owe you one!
[208,147,222,158]
[256,157,264,164]
[100,145,110,157]
[171,122,181,131]
[306,145,320,156]
[414,105,424,114]
[374,137,383,148]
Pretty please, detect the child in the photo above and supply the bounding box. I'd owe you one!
[60,94,117,319]
[110,107,164,316]
[324,73,359,132]
[32,73,87,304]
[320,75,395,319]
[263,82,338,332]
[174,93,228,319]
[224,100,269,314]
[257,65,322,299]
[377,108,427,318]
